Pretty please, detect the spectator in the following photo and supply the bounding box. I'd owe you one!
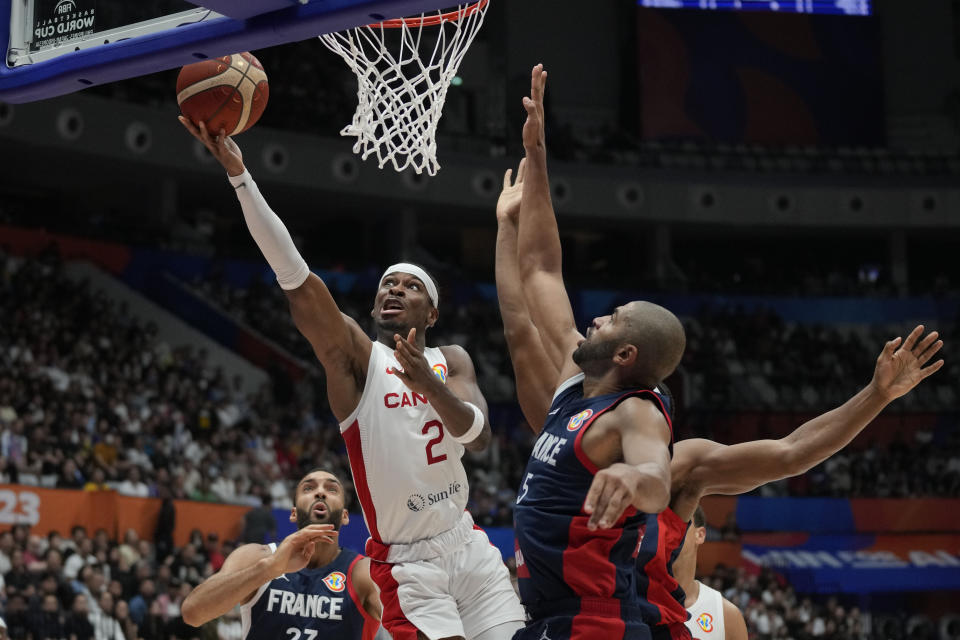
[57,459,85,489]
[127,579,155,626]
[89,591,124,640]
[0,531,14,574]
[204,533,225,572]
[112,600,137,640]
[216,608,242,640]
[154,493,175,561]
[28,593,64,640]
[3,593,30,640]
[83,468,110,492]
[64,537,96,581]
[116,468,149,498]
[240,494,276,544]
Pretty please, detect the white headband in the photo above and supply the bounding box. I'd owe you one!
[381,263,439,308]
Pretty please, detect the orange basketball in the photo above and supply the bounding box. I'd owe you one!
[176,52,269,137]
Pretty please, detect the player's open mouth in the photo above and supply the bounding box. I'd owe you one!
[382,298,405,316]
[311,502,328,517]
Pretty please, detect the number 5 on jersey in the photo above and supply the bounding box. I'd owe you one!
[517,473,534,504]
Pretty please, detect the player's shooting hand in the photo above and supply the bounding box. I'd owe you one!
[522,64,548,153]
[496,158,526,224]
[269,525,338,578]
[177,116,246,177]
[871,325,944,402]
[390,329,443,397]
[584,463,643,531]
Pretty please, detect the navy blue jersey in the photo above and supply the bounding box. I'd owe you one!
[514,374,674,635]
[639,509,693,640]
[241,547,378,640]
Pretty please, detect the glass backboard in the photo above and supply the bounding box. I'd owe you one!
[1,0,457,103]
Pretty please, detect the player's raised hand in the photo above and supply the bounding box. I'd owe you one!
[390,329,444,396]
[268,525,338,578]
[584,463,644,531]
[496,158,527,224]
[522,64,548,153]
[871,325,944,402]
[178,116,246,177]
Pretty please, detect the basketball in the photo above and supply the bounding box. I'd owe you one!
[176,52,269,137]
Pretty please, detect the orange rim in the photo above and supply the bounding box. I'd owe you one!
[371,0,488,28]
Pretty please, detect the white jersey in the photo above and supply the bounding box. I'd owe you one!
[686,580,726,640]
[340,341,468,550]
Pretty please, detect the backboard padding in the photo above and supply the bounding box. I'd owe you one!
[0,0,459,103]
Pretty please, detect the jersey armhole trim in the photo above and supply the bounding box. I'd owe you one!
[239,543,278,638]
[551,373,585,403]
[346,554,380,639]
[572,388,674,475]
[339,341,379,432]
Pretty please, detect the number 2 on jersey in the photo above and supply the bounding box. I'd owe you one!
[422,420,448,465]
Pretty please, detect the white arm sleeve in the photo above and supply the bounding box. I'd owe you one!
[228,169,310,290]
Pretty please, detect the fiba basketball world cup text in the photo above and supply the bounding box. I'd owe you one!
[32,0,95,51]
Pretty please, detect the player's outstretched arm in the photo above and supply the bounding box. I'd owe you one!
[584,398,672,529]
[181,525,337,627]
[496,159,561,432]
[671,326,944,516]
[179,118,371,418]
[516,65,584,384]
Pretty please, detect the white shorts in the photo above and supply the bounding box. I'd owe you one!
[369,524,525,640]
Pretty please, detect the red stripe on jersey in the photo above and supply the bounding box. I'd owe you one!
[364,538,390,563]
[346,555,380,640]
[570,613,626,640]
[573,389,674,475]
[645,509,690,626]
[368,561,419,640]
[514,538,530,579]
[342,420,381,542]
[563,515,622,598]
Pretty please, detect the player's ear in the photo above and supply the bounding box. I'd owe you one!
[695,526,707,546]
[289,508,297,524]
[614,343,637,367]
[427,307,439,329]
[341,510,350,526]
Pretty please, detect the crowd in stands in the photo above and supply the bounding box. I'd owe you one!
[707,564,890,640]
[0,521,951,640]
[0,522,230,640]
[2,247,959,538]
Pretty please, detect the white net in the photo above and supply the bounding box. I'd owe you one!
[319,2,489,176]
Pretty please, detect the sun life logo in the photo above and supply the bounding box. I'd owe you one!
[407,494,426,512]
[697,613,714,633]
[322,571,346,593]
[432,363,447,383]
[566,409,593,432]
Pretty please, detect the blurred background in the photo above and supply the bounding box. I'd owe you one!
[1,1,959,639]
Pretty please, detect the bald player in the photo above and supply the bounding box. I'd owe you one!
[498,64,945,640]
[508,64,683,640]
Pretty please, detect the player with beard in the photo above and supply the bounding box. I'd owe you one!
[180,118,524,640]
[507,65,681,640]
[181,469,384,640]
[498,66,945,640]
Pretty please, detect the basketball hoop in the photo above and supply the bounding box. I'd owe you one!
[319,1,489,176]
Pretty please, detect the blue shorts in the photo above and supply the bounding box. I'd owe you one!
[514,614,653,640]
